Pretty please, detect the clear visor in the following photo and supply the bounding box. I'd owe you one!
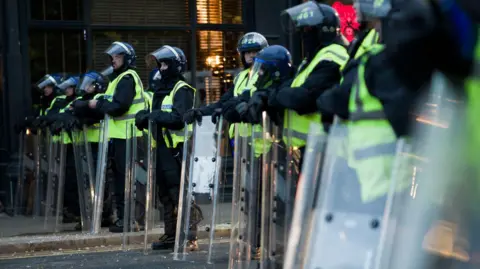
[35,75,57,90]
[78,75,97,92]
[57,77,78,91]
[100,66,114,77]
[354,0,391,20]
[145,45,178,69]
[249,59,276,89]
[281,1,325,34]
[104,41,130,57]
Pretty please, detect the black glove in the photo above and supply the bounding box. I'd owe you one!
[38,115,53,129]
[183,108,203,124]
[211,108,222,124]
[50,120,64,136]
[72,100,89,110]
[65,116,81,131]
[135,110,150,131]
[235,102,248,119]
[246,91,269,124]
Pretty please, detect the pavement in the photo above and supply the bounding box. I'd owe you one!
[0,203,233,258]
[0,242,232,269]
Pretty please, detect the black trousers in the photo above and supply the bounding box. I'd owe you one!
[111,138,127,220]
[155,140,183,236]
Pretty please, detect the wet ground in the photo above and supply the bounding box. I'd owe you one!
[0,243,231,269]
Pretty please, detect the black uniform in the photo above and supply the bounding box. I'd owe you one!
[91,71,135,230]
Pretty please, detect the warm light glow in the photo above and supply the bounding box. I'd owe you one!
[206,55,222,67]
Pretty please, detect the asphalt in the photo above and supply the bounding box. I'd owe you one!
[0,243,232,269]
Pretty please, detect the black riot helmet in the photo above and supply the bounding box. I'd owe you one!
[104,41,137,71]
[146,46,187,80]
[237,32,269,68]
[249,45,293,89]
[282,1,341,58]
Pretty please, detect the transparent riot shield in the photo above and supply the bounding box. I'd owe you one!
[283,123,326,269]
[143,120,157,254]
[174,116,229,262]
[260,111,300,268]
[43,131,68,233]
[71,126,95,232]
[122,122,147,250]
[375,72,473,269]
[91,116,110,234]
[228,122,260,269]
[301,121,414,269]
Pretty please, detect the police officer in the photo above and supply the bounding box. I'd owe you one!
[183,32,268,130]
[135,45,195,250]
[87,41,145,233]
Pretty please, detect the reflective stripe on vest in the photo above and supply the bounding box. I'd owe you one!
[104,69,145,139]
[283,43,349,148]
[229,69,251,139]
[160,80,196,148]
[349,44,386,122]
[45,95,67,115]
[354,29,380,60]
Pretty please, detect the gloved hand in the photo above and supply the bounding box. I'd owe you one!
[50,119,65,136]
[38,115,53,129]
[65,116,81,131]
[211,108,222,124]
[246,90,269,124]
[135,110,150,131]
[183,108,203,124]
[235,102,248,119]
[222,98,243,123]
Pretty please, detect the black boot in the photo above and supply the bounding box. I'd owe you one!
[151,234,176,250]
[109,219,125,233]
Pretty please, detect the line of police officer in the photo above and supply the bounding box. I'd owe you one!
[13,0,480,267]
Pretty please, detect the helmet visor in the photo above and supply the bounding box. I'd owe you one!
[104,41,132,57]
[57,77,79,91]
[281,1,325,34]
[146,45,179,69]
[35,75,58,91]
[249,59,276,89]
[78,74,97,92]
[354,0,391,20]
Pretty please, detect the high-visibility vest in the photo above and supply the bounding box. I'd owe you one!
[283,43,349,148]
[347,44,409,203]
[228,69,251,138]
[465,27,480,169]
[354,29,380,60]
[145,81,196,148]
[104,69,145,139]
[46,95,67,143]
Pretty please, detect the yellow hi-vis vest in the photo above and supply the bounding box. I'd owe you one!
[347,44,409,203]
[147,81,196,149]
[465,27,480,169]
[354,29,380,60]
[283,44,349,148]
[228,69,251,138]
[104,69,145,139]
[46,95,67,143]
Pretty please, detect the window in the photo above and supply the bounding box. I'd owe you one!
[92,30,190,85]
[91,0,189,26]
[196,0,243,24]
[29,30,86,102]
[196,31,242,105]
[30,0,83,21]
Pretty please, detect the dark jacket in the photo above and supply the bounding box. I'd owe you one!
[149,75,195,131]
[94,69,136,117]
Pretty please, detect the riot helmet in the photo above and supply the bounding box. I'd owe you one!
[78,70,109,96]
[35,74,64,96]
[282,1,341,58]
[353,0,391,22]
[148,68,162,91]
[56,75,80,96]
[237,32,269,68]
[249,45,293,89]
[146,46,187,80]
[104,41,137,71]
